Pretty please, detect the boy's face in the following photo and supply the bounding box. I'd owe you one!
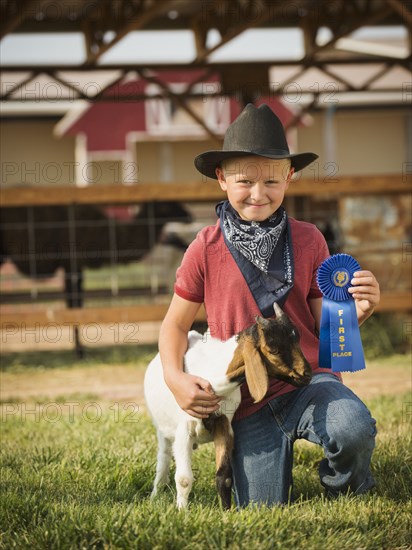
[216,156,294,222]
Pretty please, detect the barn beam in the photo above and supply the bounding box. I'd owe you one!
[0,0,41,39]
[385,0,412,27]
[301,6,320,57]
[302,3,395,62]
[1,71,41,100]
[356,60,397,91]
[82,0,175,66]
[1,57,409,104]
[1,87,405,103]
[191,0,312,63]
[2,56,410,73]
[135,69,223,143]
[42,71,91,101]
[385,0,412,56]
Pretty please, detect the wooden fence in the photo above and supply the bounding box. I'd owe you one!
[1,175,411,339]
[0,174,409,207]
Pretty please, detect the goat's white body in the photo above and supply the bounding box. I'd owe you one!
[144,330,241,508]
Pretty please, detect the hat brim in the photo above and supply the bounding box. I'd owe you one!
[195,150,319,180]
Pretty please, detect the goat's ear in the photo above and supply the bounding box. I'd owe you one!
[242,339,269,403]
[226,345,246,380]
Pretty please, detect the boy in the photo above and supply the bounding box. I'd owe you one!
[159,103,379,506]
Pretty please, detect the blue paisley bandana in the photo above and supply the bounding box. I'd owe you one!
[216,200,294,316]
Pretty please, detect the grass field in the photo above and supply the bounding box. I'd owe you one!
[1,346,411,549]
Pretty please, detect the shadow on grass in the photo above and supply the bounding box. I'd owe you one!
[0,343,158,371]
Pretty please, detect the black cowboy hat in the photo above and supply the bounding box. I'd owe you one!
[194,103,318,180]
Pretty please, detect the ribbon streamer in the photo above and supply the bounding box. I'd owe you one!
[317,254,366,373]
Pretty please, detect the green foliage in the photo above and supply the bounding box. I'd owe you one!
[1,386,411,549]
[361,312,411,359]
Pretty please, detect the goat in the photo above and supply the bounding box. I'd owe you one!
[144,303,312,509]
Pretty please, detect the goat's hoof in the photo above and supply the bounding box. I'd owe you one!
[177,499,188,510]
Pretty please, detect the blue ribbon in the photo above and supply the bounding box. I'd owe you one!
[317,254,366,373]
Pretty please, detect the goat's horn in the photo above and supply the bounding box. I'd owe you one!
[273,302,284,318]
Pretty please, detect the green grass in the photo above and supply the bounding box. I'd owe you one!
[0,344,158,372]
[1,350,411,549]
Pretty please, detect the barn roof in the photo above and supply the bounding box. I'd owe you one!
[0,0,410,115]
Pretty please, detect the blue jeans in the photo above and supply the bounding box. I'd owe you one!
[231,373,377,506]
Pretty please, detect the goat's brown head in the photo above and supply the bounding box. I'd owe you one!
[226,303,312,403]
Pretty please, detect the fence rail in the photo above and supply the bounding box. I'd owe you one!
[0,291,410,332]
[1,174,410,207]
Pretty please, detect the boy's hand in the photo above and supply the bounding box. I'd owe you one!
[348,270,380,325]
[166,371,222,419]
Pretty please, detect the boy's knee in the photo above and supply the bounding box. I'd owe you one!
[326,400,377,455]
[332,414,377,456]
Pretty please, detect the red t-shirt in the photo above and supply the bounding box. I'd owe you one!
[175,216,337,420]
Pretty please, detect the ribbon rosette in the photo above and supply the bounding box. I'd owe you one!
[317,254,366,373]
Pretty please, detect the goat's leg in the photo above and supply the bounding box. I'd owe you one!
[173,422,195,509]
[213,415,234,509]
[151,431,172,499]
